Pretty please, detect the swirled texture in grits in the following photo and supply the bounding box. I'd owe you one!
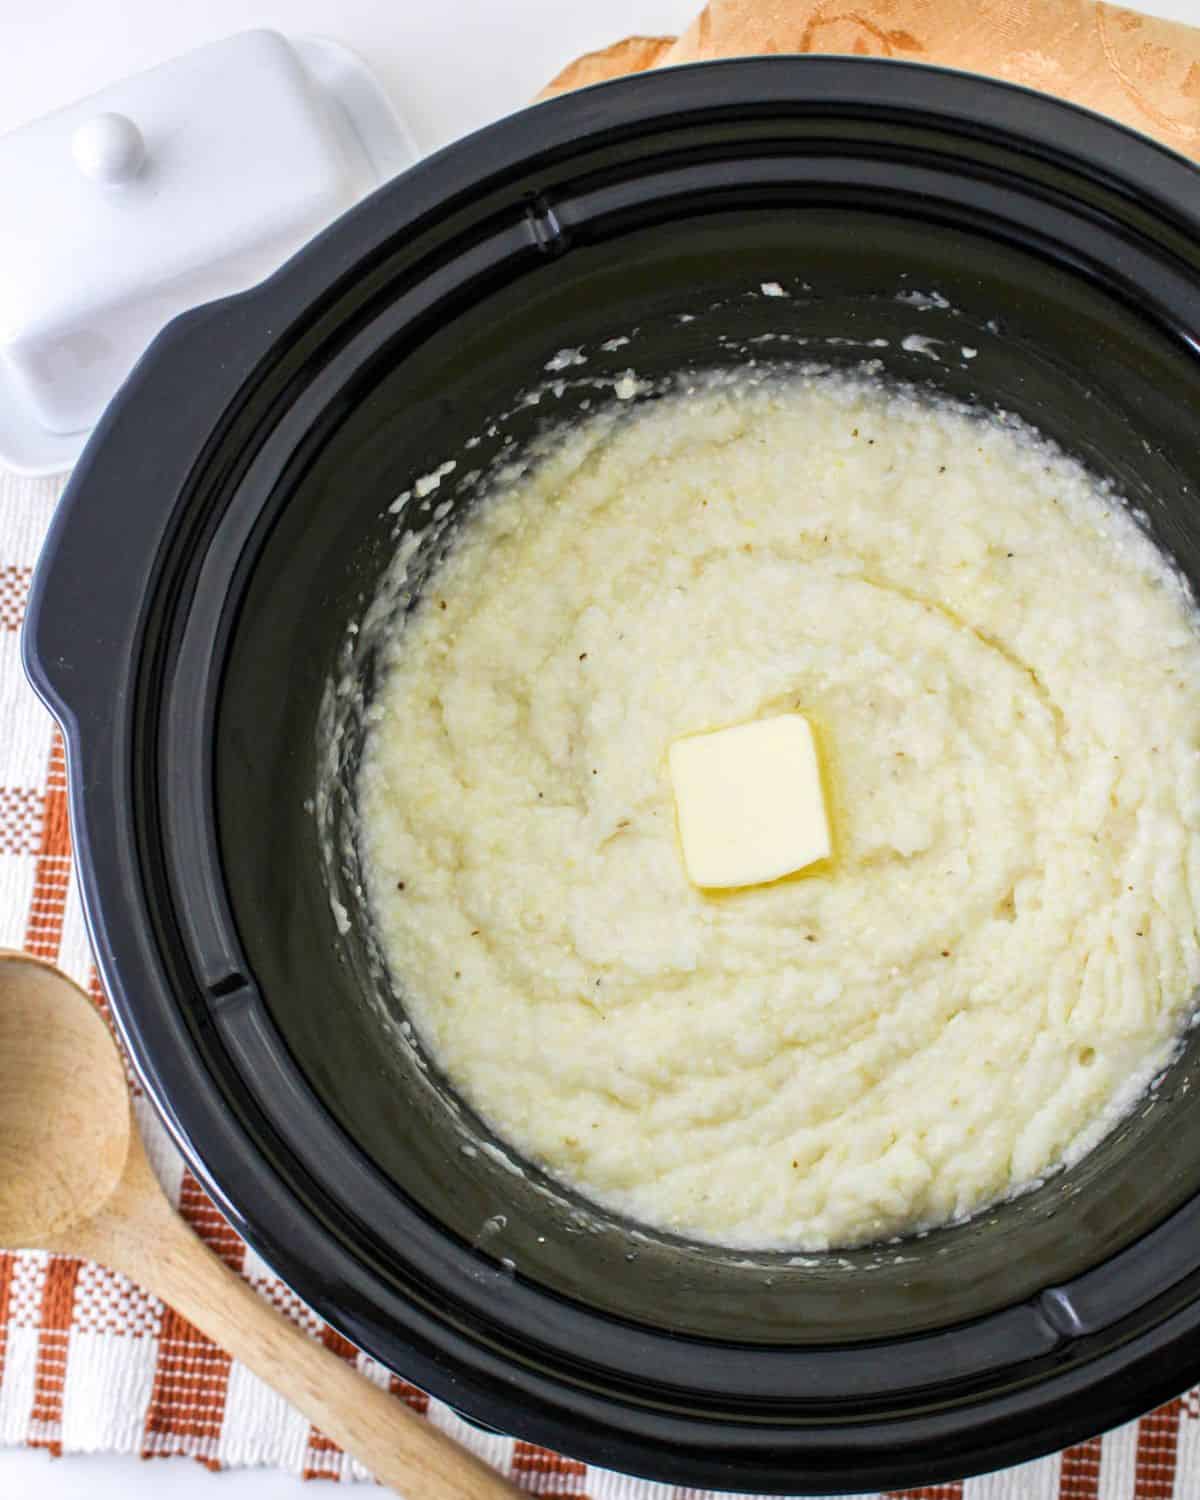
[358,373,1200,1249]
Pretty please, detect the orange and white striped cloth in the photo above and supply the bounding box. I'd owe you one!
[1,462,1197,1495]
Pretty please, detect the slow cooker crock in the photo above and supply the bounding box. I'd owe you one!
[23,57,1200,1493]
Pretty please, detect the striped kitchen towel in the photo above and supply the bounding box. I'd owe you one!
[0,476,1196,1497]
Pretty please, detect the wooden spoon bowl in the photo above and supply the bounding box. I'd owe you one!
[0,950,518,1499]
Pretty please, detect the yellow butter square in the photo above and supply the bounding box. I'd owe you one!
[669,714,830,889]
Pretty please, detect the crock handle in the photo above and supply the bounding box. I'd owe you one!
[540,0,1200,166]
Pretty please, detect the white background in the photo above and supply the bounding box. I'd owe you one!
[2,0,1199,1492]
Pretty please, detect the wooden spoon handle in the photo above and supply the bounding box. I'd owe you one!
[70,1150,519,1500]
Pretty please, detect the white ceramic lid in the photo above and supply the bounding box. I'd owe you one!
[0,29,416,476]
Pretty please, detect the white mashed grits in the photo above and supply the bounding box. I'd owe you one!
[358,372,1200,1250]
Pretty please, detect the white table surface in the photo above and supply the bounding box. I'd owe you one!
[3,0,1200,1492]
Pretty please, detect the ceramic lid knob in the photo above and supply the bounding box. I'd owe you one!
[72,112,145,183]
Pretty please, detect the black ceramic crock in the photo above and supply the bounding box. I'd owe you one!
[23,57,1200,1493]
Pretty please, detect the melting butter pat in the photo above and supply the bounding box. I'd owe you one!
[669,713,830,889]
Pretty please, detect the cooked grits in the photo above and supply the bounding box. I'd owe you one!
[358,373,1200,1249]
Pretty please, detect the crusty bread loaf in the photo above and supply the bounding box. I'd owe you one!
[540,0,1200,162]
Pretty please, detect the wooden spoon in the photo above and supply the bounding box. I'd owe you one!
[0,950,520,1499]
